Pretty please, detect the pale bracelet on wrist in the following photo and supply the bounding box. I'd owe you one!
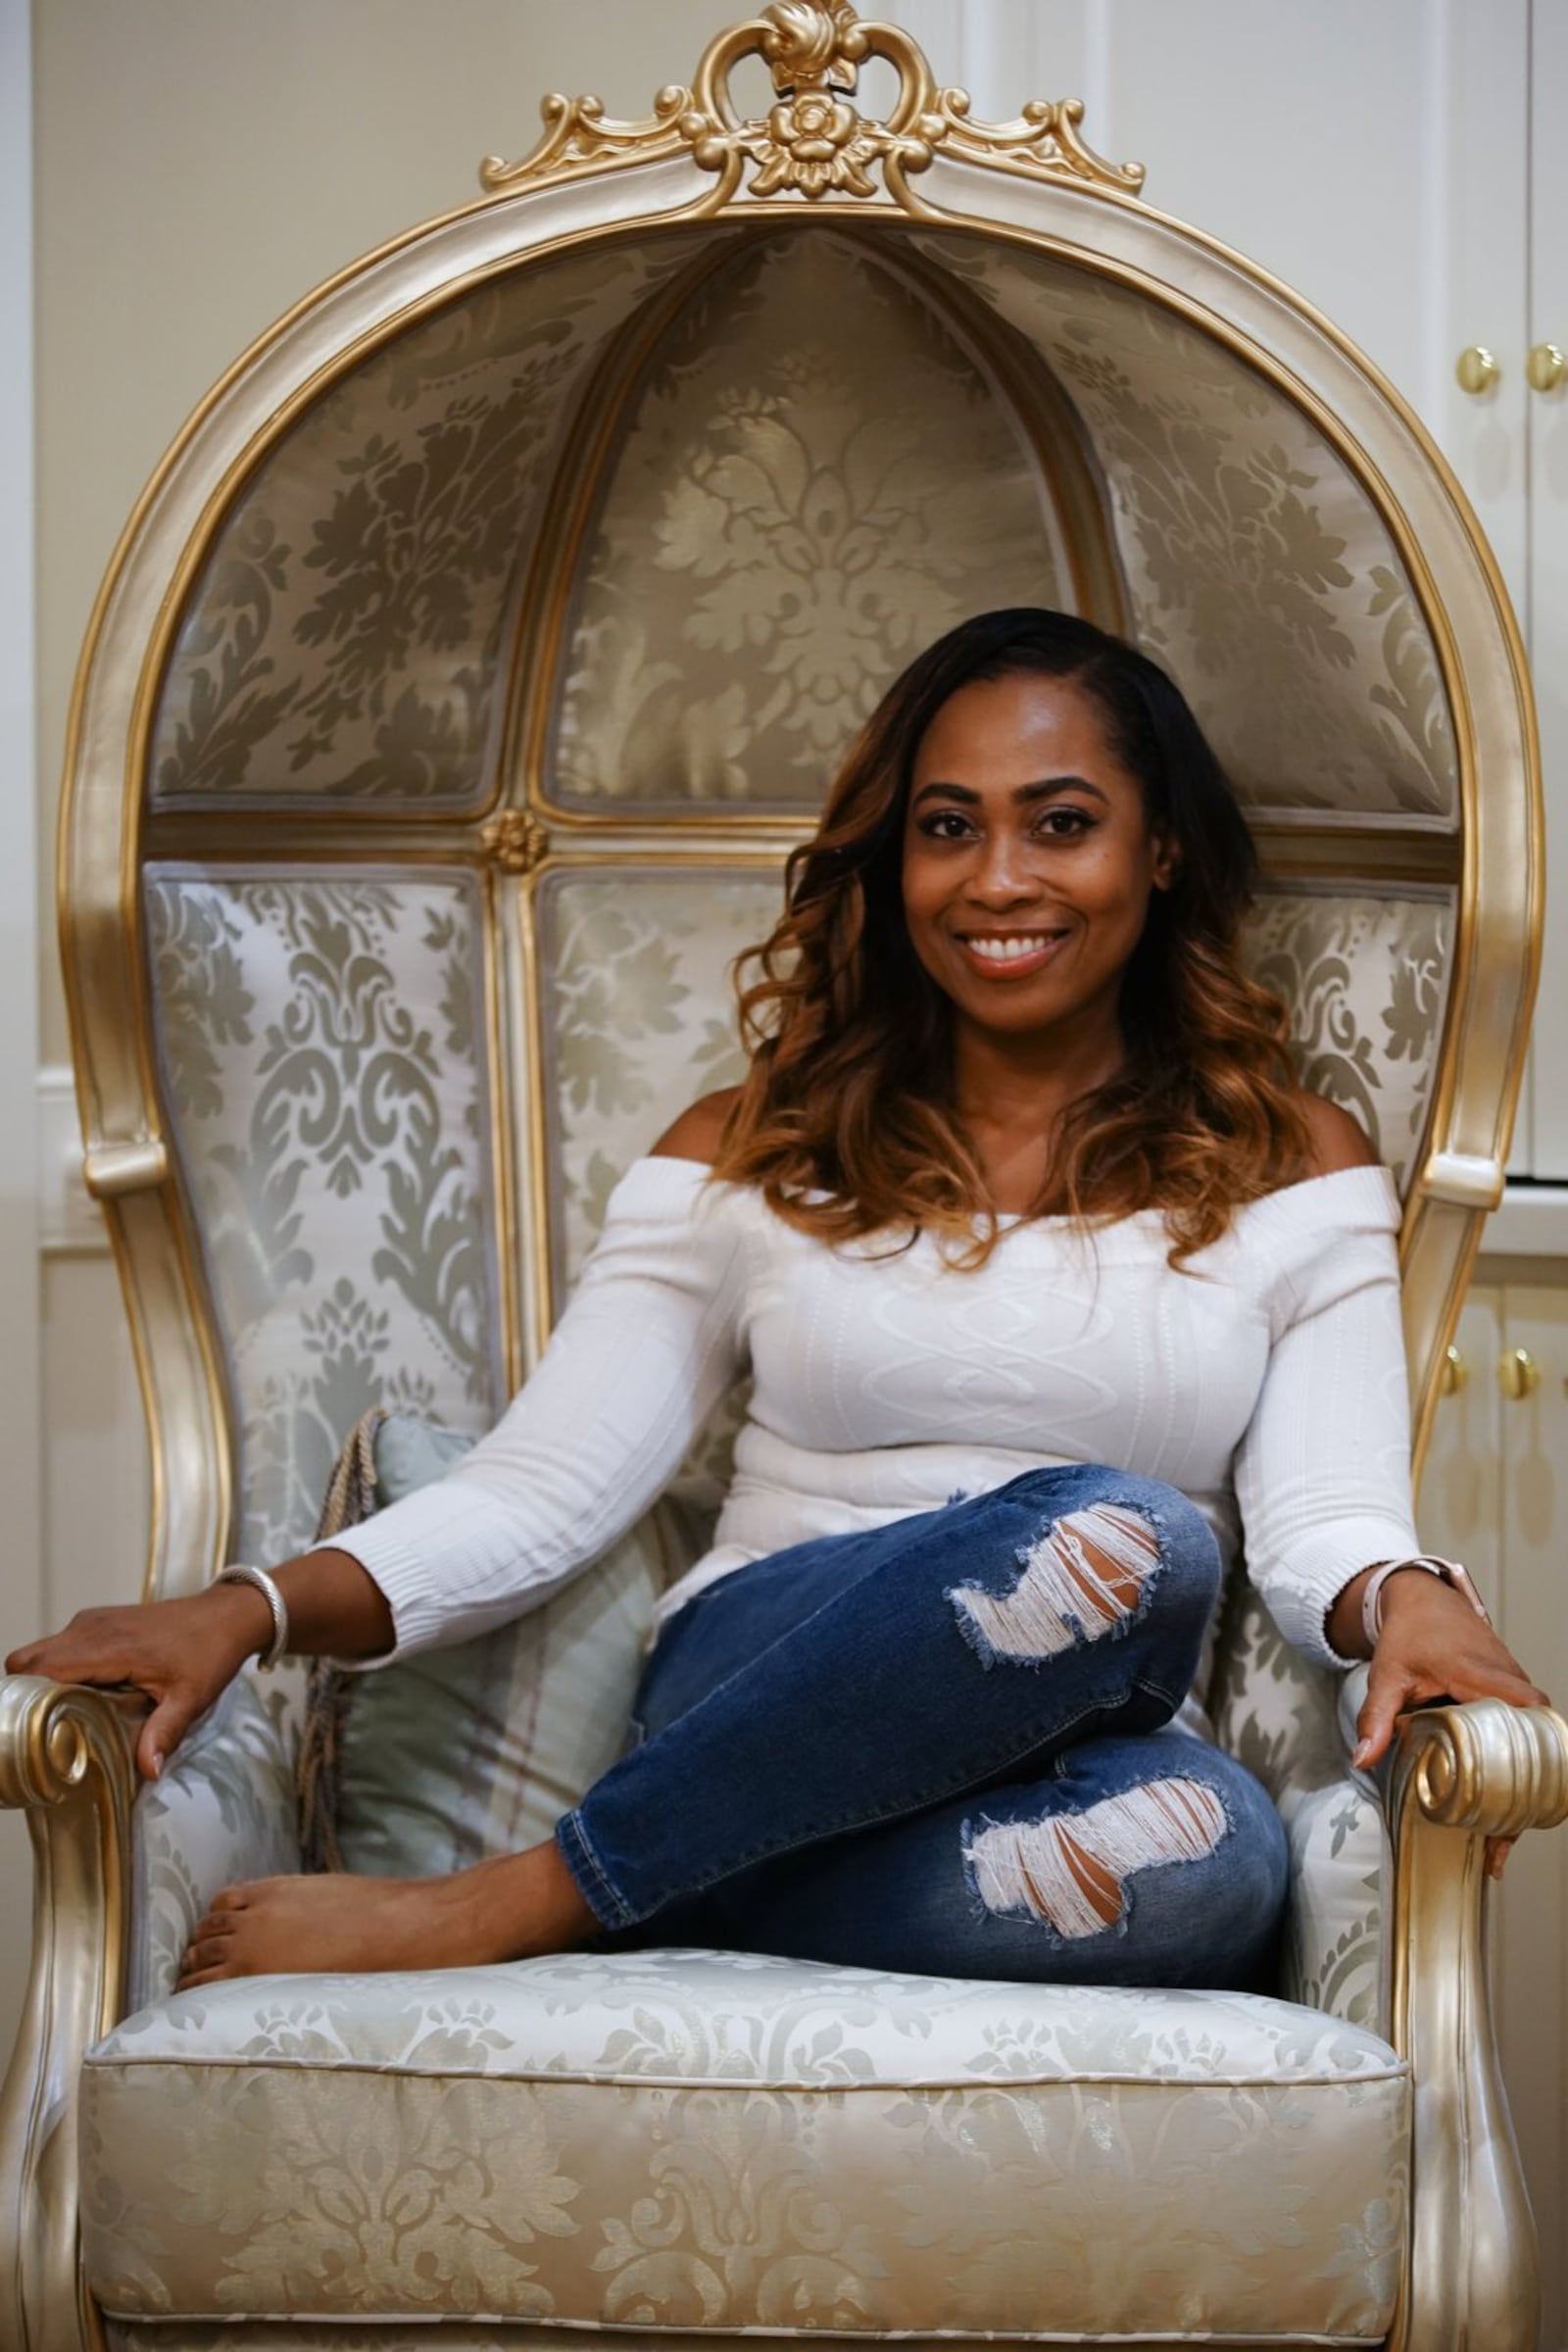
[1360,1553,1491,1650]
[215,1562,289,1668]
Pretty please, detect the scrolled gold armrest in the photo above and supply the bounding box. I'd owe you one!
[1397,1695,1568,1839]
[1384,1698,1568,2352]
[0,1676,145,2352]
[0,1673,145,1810]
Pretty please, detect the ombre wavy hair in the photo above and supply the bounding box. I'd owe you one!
[710,608,1311,1264]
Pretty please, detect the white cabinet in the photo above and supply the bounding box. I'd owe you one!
[1531,4,1568,1173]
[1420,1279,1568,2352]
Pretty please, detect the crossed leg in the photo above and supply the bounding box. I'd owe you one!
[178,1468,1226,1984]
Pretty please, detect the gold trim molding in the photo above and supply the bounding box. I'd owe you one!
[479,809,549,874]
[480,1,1144,210]
[0,1678,143,2352]
[1387,1698,1568,2352]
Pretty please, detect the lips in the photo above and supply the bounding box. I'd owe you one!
[953,929,1069,980]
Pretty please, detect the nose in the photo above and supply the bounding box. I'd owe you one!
[965,828,1042,907]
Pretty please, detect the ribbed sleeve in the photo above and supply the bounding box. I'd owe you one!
[1232,1167,1420,1668]
[314,1159,748,1660]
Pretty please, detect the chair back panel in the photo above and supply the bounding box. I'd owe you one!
[146,866,509,1562]
[146,237,721,812]
[550,231,1074,810]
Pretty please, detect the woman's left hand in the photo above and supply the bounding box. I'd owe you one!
[1350,1569,1551,1880]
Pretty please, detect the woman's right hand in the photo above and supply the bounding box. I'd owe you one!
[5,1584,272,1784]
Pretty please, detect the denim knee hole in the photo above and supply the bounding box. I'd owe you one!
[946,1501,1164,1668]
[961,1775,1232,1940]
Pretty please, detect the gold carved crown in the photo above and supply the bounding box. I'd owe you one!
[480,0,1144,210]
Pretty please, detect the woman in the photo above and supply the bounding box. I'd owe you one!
[11,609,1546,1989]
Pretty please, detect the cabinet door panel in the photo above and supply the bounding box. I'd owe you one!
[1530,0,1568,1175]
[1497,1284,1568,2352]
[1416,1289,1504,1607]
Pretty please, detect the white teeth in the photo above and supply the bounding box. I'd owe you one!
[964,934,1055,962]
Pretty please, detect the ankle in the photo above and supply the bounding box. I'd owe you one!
[458,1841,601,1962]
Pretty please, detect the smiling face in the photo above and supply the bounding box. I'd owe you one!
[901,670,1179,1052]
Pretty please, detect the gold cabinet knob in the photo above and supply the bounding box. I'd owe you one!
[1527,342,1567,394]
[1497,1348,1540,1401]
[1456,345,1501,395]
[1441,1345,1468,1395]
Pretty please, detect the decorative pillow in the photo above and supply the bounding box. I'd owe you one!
[302,1411,706,1876]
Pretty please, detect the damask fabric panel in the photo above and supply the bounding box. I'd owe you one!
[534,865,777,1290]
[1210,1586,1388,2034]
[909,231,1458,827]
[1240,887,1450,1196]
[148,234,719,808]
[127,1667,306,2014]
[550,232,1069,809]
[82,1949,1407,2338]
[145,867,509,1563]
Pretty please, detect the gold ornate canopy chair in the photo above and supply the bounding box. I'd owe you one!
[6,7,1568,2349]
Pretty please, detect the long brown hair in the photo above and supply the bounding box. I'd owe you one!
[710,609,1310,1264]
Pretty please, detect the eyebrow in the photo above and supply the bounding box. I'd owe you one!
[909,776,1110,809]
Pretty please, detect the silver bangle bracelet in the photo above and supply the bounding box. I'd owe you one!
[216,1562,290,1668]
[1360,1553,1491,1651]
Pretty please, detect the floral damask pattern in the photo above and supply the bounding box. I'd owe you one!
[1241,887,1450,1189]
[149,237,713,808]
[1211,1581,1389,2032]
[146,868,507,1561]
[551,233,1065,808]
[912,231,1458,823]
[83,1949,1406,2335]
[127,1666,305,2012]
[537,867,781,1284]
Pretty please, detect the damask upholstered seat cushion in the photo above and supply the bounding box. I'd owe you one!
[81,1947,1407,2339]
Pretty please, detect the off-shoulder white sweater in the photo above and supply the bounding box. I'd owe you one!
[316,1157,1419,1680]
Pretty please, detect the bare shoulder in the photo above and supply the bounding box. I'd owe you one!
[1296,1092,1381,1177]
[648,1086,745,1166]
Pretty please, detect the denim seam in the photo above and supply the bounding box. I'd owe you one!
[555,1811,635,1931]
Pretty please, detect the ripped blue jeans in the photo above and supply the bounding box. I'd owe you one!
[554,1465,1289,1988]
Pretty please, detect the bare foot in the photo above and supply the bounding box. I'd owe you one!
[176,1839,599,1986]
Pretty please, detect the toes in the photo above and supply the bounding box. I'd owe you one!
[192,1909,238,1940]
[176,1963,235,1990]
[210,1884,253,1913]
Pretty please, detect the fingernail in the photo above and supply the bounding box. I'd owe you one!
[1352,1739,1372,1767]
[150,1751,163,1780]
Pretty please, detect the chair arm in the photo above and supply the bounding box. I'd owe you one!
[1385,1697,1568,2352]
[0,1674,143,2352]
